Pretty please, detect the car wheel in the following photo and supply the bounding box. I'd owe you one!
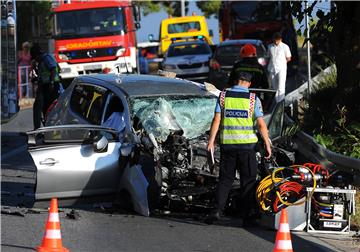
[139,153,162,212]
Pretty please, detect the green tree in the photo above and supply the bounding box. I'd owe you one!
[135,1,162,16]
[16,1,51,49]
[134,1,189,17]
[195,1,221,18]
[290,1,360,91]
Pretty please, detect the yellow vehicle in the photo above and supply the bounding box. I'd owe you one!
[159,15,213,55]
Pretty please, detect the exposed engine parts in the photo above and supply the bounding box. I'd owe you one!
[137,129,220,211]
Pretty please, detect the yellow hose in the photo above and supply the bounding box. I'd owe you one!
[256,165,317,212]
[256,174,282,212]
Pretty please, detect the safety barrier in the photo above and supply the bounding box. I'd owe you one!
[17,65,33,99]
[285,64,335,107]
[293,130,360,185]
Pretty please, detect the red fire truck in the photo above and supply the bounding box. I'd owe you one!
[219,1,293,42]
[51,0,140,81]
[219,1,298,69]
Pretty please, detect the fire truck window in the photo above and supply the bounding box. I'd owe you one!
[55,7,125,39]
[78,12,91,34]
[231,1,281,23]
[59,13,76,34]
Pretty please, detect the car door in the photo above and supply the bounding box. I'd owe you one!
[27,125,122,201]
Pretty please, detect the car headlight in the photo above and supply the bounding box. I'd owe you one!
[164,64,176,70]
[58,53,68,61]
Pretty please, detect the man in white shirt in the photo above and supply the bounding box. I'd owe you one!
[267,32,292,102]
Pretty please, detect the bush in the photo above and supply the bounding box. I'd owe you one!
[300,68,360,158]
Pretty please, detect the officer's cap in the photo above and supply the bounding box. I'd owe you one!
[236,71,252,83]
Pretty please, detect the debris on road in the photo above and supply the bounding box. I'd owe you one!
[1,206,26,217]
[66,209,80,220]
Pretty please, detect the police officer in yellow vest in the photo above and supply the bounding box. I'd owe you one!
[207,71,271,222]
[30,43,61,129]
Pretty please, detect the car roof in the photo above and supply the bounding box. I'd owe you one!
[218,39,263,47]
[77,74,215,98]
[162,15,206,24]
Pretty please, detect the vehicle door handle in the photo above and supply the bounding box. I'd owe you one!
[39,158,59,166]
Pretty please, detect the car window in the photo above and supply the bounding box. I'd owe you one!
[267,101,284,140]
[215,43,266,62]
[131,95,217,141]
[250,89,277,115]
[103,93,125,122]
[28,127,119,147]
[167,43,211,57]
[168,21,201,34]
[255,44,266,56]
[70,83,107,125]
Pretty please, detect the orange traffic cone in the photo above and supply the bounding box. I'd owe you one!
[274,209,293,252]
[37,198,69,252]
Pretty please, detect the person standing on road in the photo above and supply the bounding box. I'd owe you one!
[267,32,291,102]
[228,43,270,89]
[207,71,272,222]
[30,43,61,129]
[17,41,32,67]
[17,41,32,97]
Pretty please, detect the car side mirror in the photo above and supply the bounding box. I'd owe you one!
[93,135,108,153]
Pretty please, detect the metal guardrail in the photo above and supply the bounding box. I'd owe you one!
[293,130,360,186]
[285,65,336,107]
[283,66,360,185]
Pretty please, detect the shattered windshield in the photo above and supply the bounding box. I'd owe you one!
[131,96,217,141]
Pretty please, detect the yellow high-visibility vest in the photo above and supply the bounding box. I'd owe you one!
[220,90,258,145]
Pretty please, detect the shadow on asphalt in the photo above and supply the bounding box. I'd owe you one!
[145,211,337,252]
[0,243,35,250]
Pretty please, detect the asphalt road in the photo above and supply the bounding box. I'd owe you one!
[1,108,359,252]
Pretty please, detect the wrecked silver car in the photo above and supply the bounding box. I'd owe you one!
[27,73,279,216]
[27,74,220,215]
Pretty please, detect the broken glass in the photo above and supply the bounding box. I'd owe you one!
[131,96,217,141]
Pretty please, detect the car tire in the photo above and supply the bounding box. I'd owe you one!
[139,153,162,212]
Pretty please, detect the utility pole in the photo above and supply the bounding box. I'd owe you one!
[305,1,311,98]
[181,0,185,17]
